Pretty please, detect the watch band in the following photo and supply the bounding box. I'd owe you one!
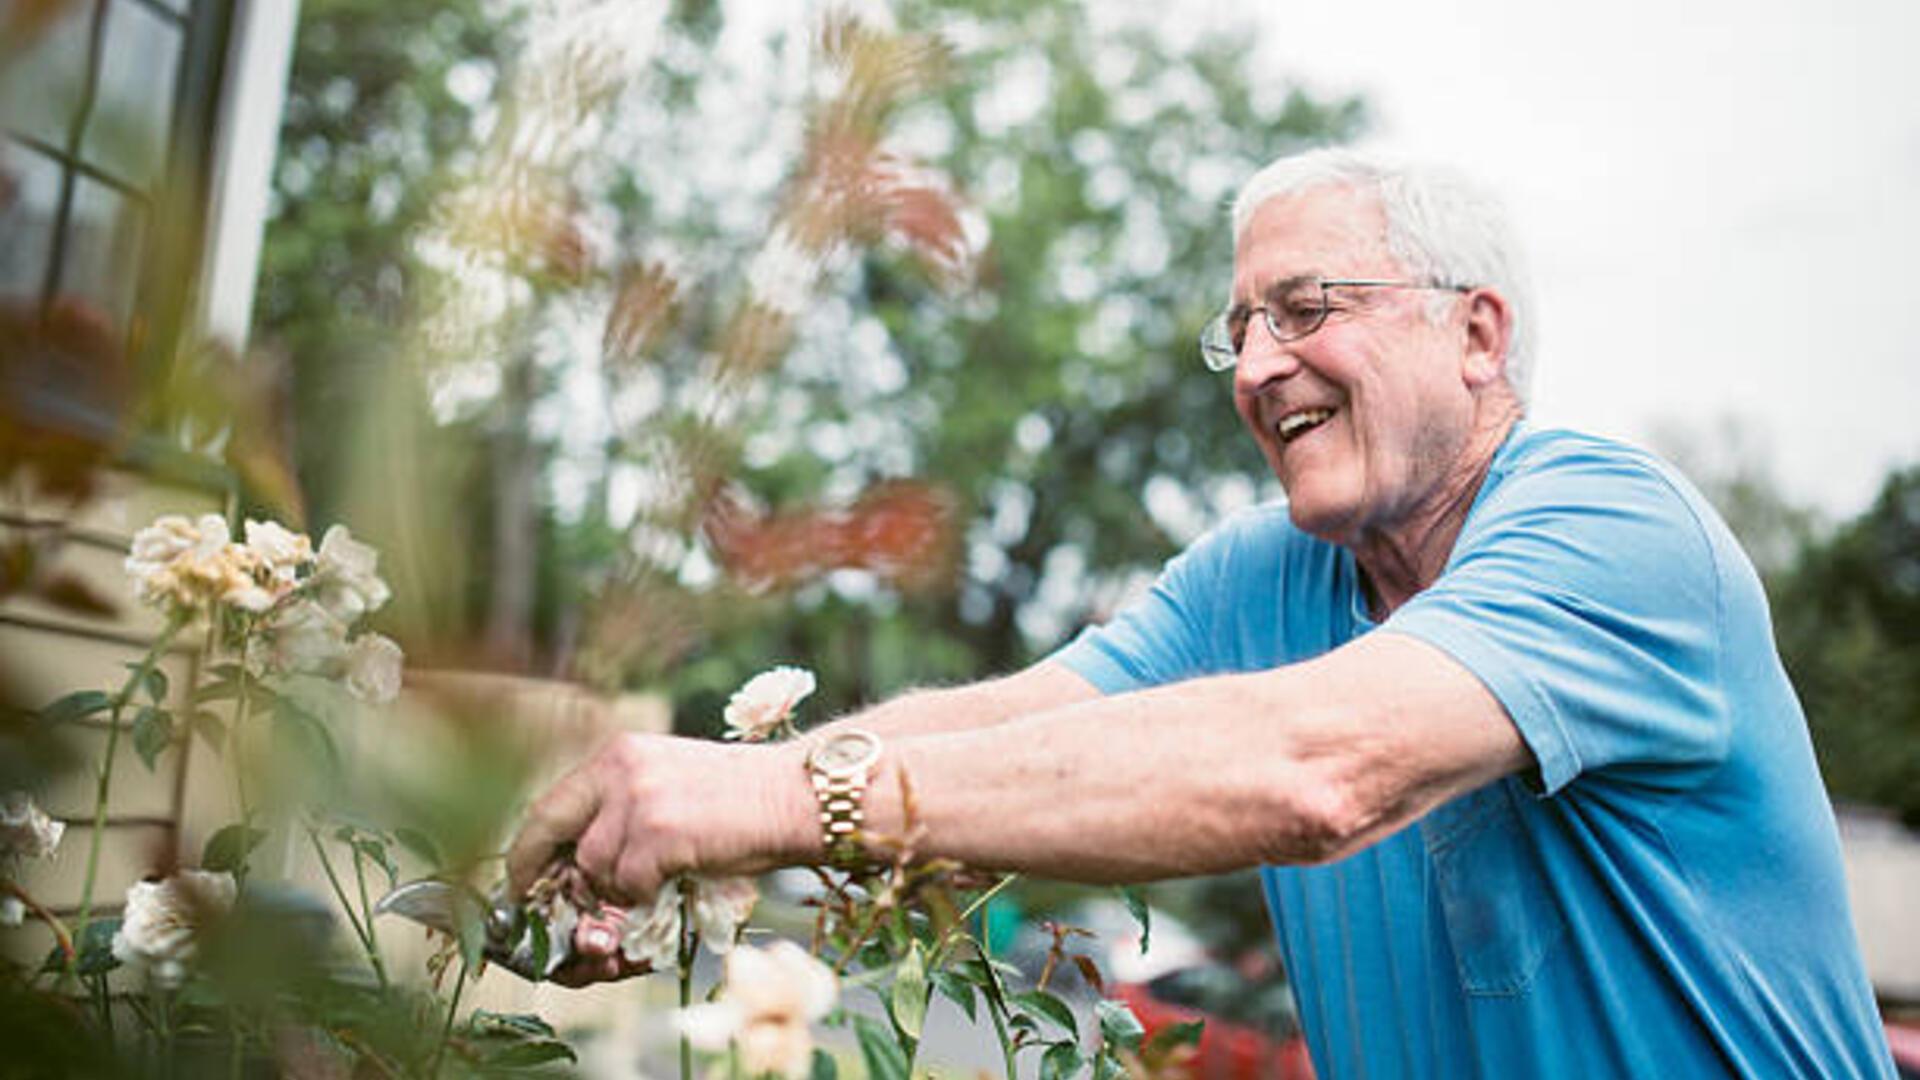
[807,729,881,869]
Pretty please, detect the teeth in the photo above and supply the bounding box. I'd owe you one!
[1277,408,1334,442]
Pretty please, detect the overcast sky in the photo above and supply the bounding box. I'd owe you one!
[1142,0,1920,519]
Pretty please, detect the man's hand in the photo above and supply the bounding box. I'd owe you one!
[505,732,813,907]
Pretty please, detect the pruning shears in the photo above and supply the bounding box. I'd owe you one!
[373,879,572,981]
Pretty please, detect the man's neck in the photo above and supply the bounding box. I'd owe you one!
[1351,408,1522,619]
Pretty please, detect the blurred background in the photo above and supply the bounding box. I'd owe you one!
[3,0,1916,1070]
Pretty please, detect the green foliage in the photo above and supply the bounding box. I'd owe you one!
[1772,465,1920,825]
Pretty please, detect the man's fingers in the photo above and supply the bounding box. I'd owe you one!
[506,773,604,896]
[573,790,633,903]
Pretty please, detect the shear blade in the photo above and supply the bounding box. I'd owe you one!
[372,879,475,936]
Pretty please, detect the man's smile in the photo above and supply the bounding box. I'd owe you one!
[1276,406,1336,444]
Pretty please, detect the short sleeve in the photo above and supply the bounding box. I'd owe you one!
[1385,448,1730,796]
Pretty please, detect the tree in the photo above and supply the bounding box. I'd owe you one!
[254,0,1365,720]
[630,0,1365,725]
[1771,465,1920,826]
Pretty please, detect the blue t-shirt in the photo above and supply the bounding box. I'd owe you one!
[1052,425,1893,1079]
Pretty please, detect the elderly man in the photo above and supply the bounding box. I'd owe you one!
[508,149,1894,1077]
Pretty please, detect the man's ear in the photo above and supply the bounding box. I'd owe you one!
[1459,288,1513,389]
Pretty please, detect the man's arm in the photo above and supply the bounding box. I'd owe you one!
[503,659,1099,896]
[508,631,1530,903]
[806,660,1101,741]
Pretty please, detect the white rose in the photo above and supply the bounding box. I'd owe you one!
[675,940,837,1080]
[620,879,685,972]
[313,525,392,621]
[722,666,816,741]
[690,876,759,954]
[0,792,65,859]
[111,869,237,988]
[242,519,313,588]
[344,632,404,704]
[249,600,349,676]
[0,897,22,926]
[125,515,216,609]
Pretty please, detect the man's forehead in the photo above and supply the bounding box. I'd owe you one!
[1232,186,1394,296]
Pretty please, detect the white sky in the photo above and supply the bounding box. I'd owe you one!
[1165,0,1920,518]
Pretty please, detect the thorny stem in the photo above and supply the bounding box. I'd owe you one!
[5,879,75,971]
[430,956,470,1080]
[73,612,189,971]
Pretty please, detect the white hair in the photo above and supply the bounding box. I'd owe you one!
[1230,148,1538,406]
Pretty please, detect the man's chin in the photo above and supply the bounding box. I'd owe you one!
[1282,490,1356,543]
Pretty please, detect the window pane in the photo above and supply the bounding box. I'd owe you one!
[0,0,94,152]
[83,0,183,188]
[0,140,64,305]
[59,174,146,328]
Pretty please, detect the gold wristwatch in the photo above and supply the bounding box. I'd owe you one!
[805,729,881,869]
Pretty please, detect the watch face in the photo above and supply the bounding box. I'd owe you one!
[814,730,880,773]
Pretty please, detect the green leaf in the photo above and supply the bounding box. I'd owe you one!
[394,826,443,868]
[810,1048,839,1080]
[1117,886,1150,955]
[202,824,267,873]
[139,665,169,704]
[956,956,1010,1010]
[1012,990,1078,1040]
[1144,1019,1205,1055]
[189,709,228,751]
[853,1014,909,1080]
[526,911,551,979]
[351,837,400,889]
[1041,1042,1086,1080]
[75,918,121,976]
[931,969,978,1022]
[454,888,487,974]
[131,706,174,770]
[889,941,929,1041]
[1092,1051,1126,1080]
[40,690,111,724]
[471,1011,557,1039]
[1095,999,1145,1053]
[272,699,342,777]
[480,1041,576,1067]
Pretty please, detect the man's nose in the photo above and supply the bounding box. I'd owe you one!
[1232,325,1302,396]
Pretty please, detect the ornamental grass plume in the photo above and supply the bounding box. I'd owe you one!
[675,940,838,1080]
[111,869,237,988]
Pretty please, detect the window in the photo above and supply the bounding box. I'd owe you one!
[1,0,234,365]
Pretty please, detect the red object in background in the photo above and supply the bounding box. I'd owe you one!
[1112,981,1316,1080]
[1886,1019,1920,1079]
[702,481,957,592]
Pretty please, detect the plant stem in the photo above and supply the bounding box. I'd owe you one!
[429,957,469,1080]
[230,662,258,881]
[228,1004,245,1080]
[985,992,1019,1080]
[72,613,188,971]
[350,840,391,993]
[679,885,696,1080]
[307,827,387,989]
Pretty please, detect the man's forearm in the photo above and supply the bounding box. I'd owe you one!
[806,660,1099,742]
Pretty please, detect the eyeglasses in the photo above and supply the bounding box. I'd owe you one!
[1198,277,1474,372]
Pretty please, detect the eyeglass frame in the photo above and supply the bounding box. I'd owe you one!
[1198,277,1475,372]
